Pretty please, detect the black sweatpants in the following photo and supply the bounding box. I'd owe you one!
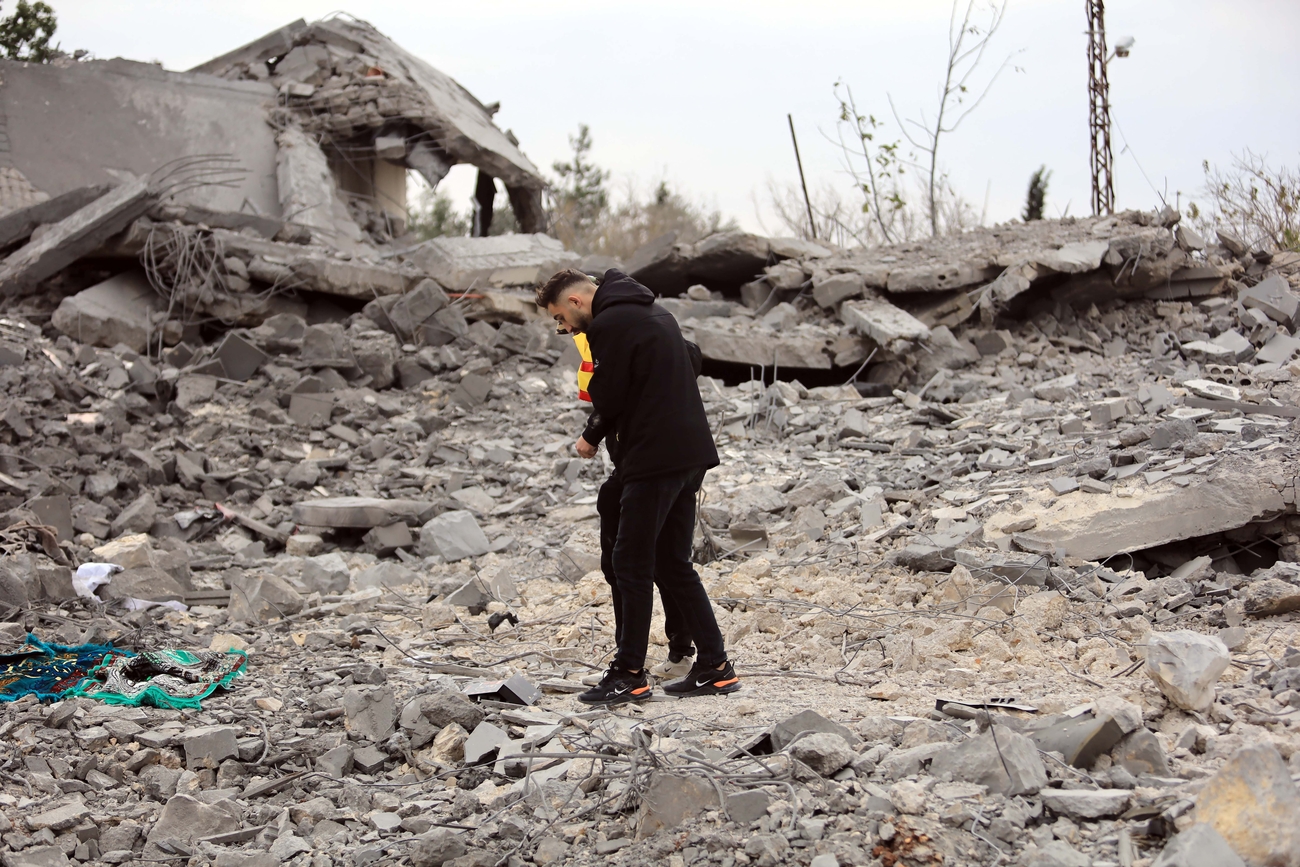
[607,466,727,673]
[597,469,694,659]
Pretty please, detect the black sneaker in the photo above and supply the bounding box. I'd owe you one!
[577,667,653,706]
[663,660,741,697]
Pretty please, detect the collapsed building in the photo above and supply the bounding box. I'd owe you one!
[1,14,1300,867]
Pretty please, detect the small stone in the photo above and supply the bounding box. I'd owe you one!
[145,795,237,855]
[532,837,569,867]
[422,691,485,732]
[352,745,387,774]
[410,830,467,867]
[888,780,928,815]
[285,534,324,557]
[1111,728,1169,776]
[1145,630,1230,712]
[343,687,396,742]
[726,790,771,825]
[1,845,71,867]
[268,834,312,862]
[317,745,353,779]
[180,725,240,770]
[1021,840,1090,867]
[789,732,855,777]
[1243,578,1300,617]
[430,722,468,765]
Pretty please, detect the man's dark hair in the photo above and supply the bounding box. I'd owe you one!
[536,268,595,309]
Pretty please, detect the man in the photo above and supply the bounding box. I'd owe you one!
[537,268,738,705]
[571,331,696,683]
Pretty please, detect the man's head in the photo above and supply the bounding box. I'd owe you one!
[536,268,598,334]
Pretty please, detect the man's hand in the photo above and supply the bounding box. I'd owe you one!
[575,436,597,459]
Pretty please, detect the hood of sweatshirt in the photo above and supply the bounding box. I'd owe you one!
[592,269,655,317]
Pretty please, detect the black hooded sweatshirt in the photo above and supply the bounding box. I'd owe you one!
[584,269,719,481]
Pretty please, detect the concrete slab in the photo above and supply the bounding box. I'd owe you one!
[1014,457,1285,560]
[290,497,435,529]
[1,180,154,295]
[405,234,579,292]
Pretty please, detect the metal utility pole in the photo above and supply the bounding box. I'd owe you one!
[1086,0,1114,216]
[787,114,817,241]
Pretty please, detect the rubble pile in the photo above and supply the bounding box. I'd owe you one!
[1,199,1300,867]
[1,14,1300,867]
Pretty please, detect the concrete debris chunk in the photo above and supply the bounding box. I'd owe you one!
[419,509,491,562]
[929,726,1047,796]
[50,271,161,353]
[789,732,855,777]
[840,295,931,345]
[1151,823,1246,867]
[1193,743,1300,867]
[1039,788,1130,819]
[636,772,720,838]
[1240,274,1300,327]
[1144,630,1229,712]
[409,830,467,867]
[342,686,397,742]
[290,497,433,529]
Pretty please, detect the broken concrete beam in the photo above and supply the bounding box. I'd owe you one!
[50,271,161,353]
[0,184,113,250]
[212,229,414,300]
[189,18,308,74]
[404,234,579,292]
[1012,458,1285,561]
[840,296,931,345]
[0,177,154,295]
[290,497,435,529]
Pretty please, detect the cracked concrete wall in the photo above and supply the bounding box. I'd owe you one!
[0,58,281,217]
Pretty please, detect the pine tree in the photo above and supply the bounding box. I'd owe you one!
[1023,165,1051,222]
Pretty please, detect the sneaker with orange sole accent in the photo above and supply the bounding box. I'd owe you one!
[662,660,741,697]
[577,666,653,706]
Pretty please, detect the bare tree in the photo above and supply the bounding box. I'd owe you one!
[760,178,876,248]
[834,81,907,244]
[889,0,1016,237]
[1188,150,1300,252]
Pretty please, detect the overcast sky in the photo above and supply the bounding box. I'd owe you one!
[53,0,1300,237]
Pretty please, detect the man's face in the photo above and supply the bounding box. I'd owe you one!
[547,293,593,335]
